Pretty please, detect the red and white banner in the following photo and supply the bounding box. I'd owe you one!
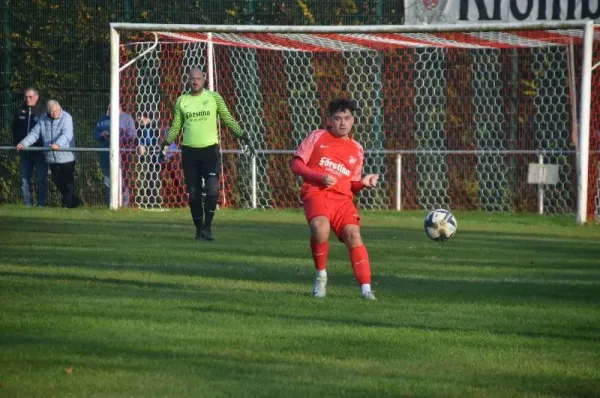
[405,0,600,25]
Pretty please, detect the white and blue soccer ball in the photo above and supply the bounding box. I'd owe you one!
[424,209,457,242]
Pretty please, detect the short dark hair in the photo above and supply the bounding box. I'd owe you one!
[328,98,357,116]
[24,88,39,96]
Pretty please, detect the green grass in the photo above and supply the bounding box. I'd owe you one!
[1,206,599,397]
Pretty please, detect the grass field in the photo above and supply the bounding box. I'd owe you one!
[1,206,599,397]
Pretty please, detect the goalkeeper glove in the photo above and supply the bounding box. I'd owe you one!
[239,133,257,157]
[157,142,170,163]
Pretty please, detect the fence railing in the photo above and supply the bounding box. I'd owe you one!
[2,146,598,216]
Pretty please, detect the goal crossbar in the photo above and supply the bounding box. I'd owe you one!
[110,21,590,33]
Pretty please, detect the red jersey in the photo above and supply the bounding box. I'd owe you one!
[294,129,364,199]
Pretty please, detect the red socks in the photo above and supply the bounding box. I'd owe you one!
[310,238,329,271]
[349,245,371,285]
[311,239,371,286]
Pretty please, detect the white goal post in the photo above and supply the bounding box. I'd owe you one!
[109,21,599,224]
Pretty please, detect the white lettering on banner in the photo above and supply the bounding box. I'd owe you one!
[405,0,600,25]
[318,157,351,176]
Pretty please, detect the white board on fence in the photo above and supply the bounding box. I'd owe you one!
[527,164,559,185]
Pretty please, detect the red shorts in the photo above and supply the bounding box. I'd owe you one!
[303,192,360,240]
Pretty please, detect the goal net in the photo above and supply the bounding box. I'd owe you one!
[112,24,600,219]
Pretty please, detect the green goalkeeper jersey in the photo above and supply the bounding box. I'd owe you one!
[166,90,243,148]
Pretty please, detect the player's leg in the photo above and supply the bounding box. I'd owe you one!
[334,201,376,300]
[309,216,331,298]
[309,215,331,269]
[340,225,375,300]
[181,146,204,239]
[305,197,331,297]
[200,145,220,241]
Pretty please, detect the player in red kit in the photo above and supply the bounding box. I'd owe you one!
[291,99,379,300]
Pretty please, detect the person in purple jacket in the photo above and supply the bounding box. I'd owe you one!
[94,104,136,207]
[17,100,82,208]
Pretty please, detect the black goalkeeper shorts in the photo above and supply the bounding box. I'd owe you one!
[181,144,221,187]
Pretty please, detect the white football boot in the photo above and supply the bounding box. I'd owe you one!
[312,275,327,298]
[361,291,377,301]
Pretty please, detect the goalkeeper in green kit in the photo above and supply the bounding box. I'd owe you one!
[159,67,256,241]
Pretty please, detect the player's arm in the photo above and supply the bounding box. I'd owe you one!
[158,97,184,162]
[291,157,324,183]
[351,175,378,192]
[291,130,336,186]
[213,92,256,156]
[350,147,378,192]
[290,157,337,187]
[213,92,243,138]
[351,180,366,193]
[165,97,184,145]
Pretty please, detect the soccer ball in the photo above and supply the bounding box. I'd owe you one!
[424,209,457,241]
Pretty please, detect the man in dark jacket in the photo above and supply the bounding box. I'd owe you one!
[12,88,48,206]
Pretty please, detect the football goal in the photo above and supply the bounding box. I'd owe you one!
[109,22,600,224]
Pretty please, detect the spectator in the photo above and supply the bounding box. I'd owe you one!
[17,100,81,208]
[12,87,48,207]
[94,104,136,207]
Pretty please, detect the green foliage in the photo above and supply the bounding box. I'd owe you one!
[0,151,19,203]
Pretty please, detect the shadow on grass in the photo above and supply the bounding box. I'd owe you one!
[1,301,598,398]
[2,213,599,305]
[6,333,596,398]
[0,266,598,341]
[2,215,599,260]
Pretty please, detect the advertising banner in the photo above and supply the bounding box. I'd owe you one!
[405,0,600,24]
